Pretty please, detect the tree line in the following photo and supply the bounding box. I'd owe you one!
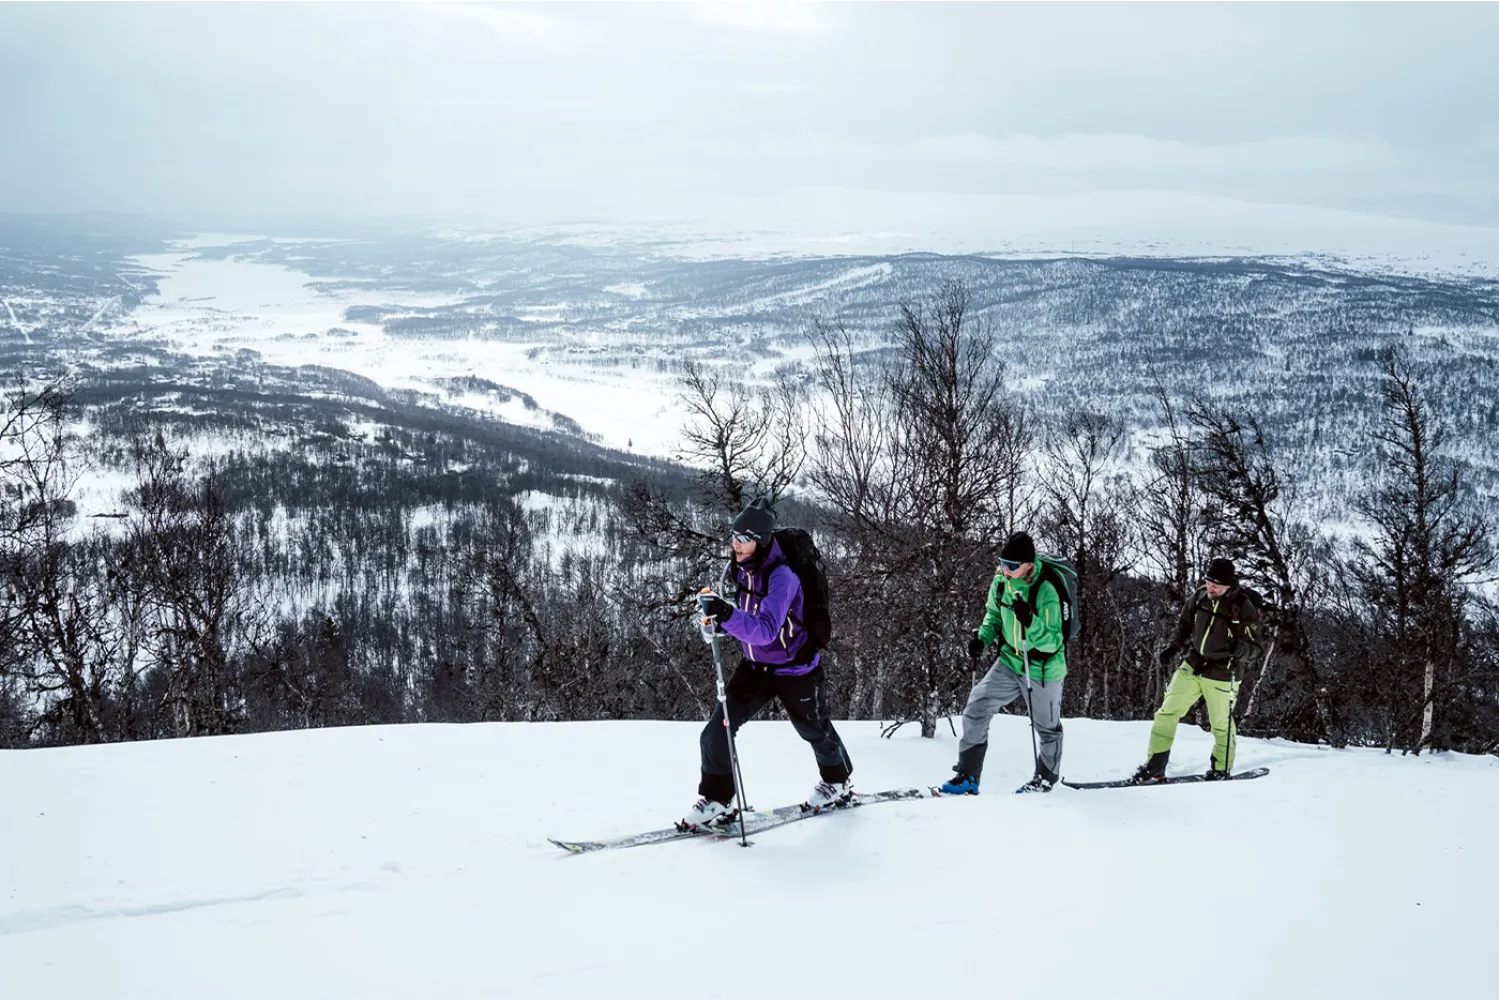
[2,280,1494,755]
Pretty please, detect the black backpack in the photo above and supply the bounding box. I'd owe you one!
[773,527,832,652]
[1034,553,1081,645]
[1232,584,1275,629]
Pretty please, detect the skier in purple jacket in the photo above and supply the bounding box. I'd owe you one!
[681,498,853,829]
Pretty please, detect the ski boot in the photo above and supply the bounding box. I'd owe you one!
[1203,767,1232,781]
[678,797,736,832]
[938,743,987,795]
[1016,774,1055,794]
[1129,751,1170,785]
[1128,763,1168,785]
[804,780,854,812]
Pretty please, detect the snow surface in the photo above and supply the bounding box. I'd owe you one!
[1,715,1493,999]
[116,250,691,458]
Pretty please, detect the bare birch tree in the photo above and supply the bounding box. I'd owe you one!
[1350,348,1493,753]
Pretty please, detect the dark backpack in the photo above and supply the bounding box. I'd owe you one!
[1034,553,1081,645]
[773,527,832,652]
[1231,584,1274,631]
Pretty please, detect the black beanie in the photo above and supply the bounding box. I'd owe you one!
[731,497,776,544]
[1206,557,1239,586]
[1000,531,1037,564]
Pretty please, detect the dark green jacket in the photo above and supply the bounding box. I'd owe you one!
[1168,585,1265,681]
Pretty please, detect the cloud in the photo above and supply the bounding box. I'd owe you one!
[416,2,592,55]
[908,133,1392,169]
[684,2,839,37]
[0,3,1495,229]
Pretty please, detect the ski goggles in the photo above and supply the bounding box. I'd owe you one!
[732,532,759,544]
[999,558,1026,571]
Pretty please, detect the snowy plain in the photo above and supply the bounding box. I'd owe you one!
[101,192,1499,474]
[1,713,1493,1000]
[114,249,695,460]
[472,190,1499,278]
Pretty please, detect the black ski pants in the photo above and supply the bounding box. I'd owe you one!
[698,661,852,804]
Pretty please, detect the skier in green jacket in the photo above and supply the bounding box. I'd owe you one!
[1131,557,1264,783]
[939,531,1068,795]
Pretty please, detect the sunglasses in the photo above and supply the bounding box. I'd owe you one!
[732,533,759,544]
[1000,558,1025,571]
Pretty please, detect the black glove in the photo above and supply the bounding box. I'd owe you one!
[697,592,734,625]
[1157,645,1178,668]
[1010,597,1034,629]
[967,632,987,660]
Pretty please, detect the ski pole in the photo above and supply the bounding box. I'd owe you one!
[704,560,751,847]
[1223,665,1238,776]
[1022,635,1041,782]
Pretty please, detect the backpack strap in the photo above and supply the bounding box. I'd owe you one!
[1004,573,1063,657]
[746,562,805,627]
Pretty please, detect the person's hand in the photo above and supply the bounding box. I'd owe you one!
[1157,645,1178,668]
[1010,597,1034,629]
[967,632,986,660]
[698,591,734,624]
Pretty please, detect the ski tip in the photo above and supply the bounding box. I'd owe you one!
[548,838,586,855]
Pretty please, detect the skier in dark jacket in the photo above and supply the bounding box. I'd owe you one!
[682,498,853,829]
[1131,557,1264,783]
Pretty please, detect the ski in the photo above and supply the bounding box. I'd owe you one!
[551,787,930,854]
[550,823,727,854]
[548,804,785,854]
[1061,766,1270,790]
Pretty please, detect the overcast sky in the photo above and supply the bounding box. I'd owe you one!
[3,2,1497,236]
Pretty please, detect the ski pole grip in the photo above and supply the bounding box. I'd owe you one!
[697,589,718,644]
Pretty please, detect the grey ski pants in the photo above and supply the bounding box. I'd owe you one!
[958,659,1064,781]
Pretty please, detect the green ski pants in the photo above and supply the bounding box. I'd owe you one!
[1147,666,1241,772]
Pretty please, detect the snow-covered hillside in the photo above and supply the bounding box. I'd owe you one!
[2,717,1492,999]
[82,230,1499,516]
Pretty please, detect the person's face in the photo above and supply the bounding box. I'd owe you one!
[1205,579,1230,599]
[1001,559,1032,580]
[732,533,759,563]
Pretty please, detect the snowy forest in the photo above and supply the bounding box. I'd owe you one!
[3,260,1495,758]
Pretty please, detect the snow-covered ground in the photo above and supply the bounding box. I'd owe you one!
[114,249,692,458]
[98,206,1499,472]
[1,715,1492,999]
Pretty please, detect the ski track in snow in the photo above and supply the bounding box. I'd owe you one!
[1,885,320,936]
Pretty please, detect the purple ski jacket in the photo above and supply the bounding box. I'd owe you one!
[721,537,818,675]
